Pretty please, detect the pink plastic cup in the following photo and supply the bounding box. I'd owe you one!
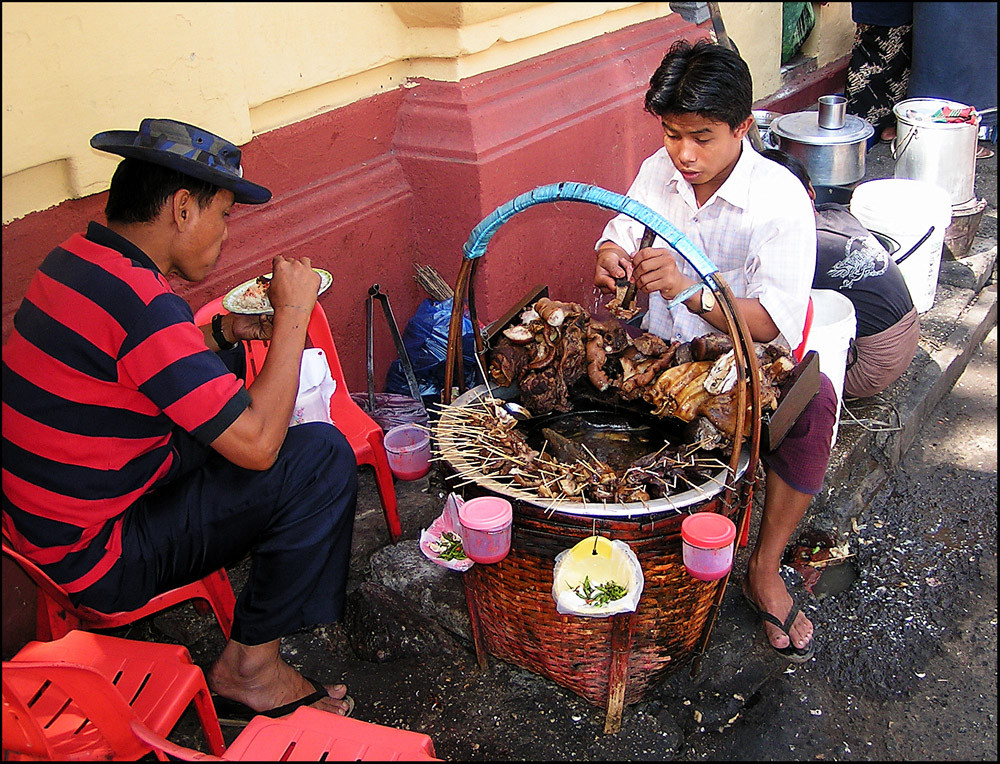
[458,497,513,564]
[383,423,430,480]
[681,512,737,581]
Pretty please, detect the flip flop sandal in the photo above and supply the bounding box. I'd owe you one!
[976,146,995,160]
[213,677,355,726]
[741,578,815,664]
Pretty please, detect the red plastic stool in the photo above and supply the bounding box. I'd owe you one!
[3,537,235,642]
[132,705,440,761]
[194,297,402,543]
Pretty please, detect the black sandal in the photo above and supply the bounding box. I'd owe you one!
[212,677,355,726]
[741,579,815,664]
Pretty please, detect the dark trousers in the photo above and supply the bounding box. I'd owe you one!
[73,343,358,645]
[74,422,357,645]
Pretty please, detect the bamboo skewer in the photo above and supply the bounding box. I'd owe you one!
[433,389,732,508]
[413,263,454,302]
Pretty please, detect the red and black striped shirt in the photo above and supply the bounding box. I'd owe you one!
[2,222,250,593]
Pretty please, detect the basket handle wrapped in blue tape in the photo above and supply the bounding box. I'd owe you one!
[441,181,763,517]
[462,182,720,281]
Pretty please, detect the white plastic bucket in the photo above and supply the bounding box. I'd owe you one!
[850,179,952,314]
[802,288,856,447]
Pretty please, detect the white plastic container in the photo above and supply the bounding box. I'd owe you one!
[802,288,856,448]
[850,179,952,314]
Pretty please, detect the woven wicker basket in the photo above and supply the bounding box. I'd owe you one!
[462,493,730,705]
[440,183,764,733]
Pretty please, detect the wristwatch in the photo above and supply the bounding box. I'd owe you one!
[691,285,716,315]
[211,313,239,351]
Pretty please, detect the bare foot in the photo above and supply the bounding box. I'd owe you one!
[744,563,813,651]
[880,126,896,143]
[207,640,352,717]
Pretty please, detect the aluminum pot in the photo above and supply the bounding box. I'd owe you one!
[892,98,978,206]
[769,109,874,187]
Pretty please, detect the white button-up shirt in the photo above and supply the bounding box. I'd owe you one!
[598,140,816,348]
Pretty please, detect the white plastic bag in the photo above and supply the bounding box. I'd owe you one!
[419,494,474,572]
[551,537,643,618]
[289,348,336,426]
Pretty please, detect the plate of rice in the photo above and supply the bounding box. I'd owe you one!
[223,269,333,314]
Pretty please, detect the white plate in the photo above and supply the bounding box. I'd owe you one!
[222,268,333,315]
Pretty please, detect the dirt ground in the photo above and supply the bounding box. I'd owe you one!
[677,326,998,762]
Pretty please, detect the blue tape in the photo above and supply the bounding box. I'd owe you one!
[461,182,719,279]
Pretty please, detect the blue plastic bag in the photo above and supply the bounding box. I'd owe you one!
[385,298,482,402]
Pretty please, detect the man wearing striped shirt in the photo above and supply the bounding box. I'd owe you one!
[3,119,357,720]
[595,40,838,664]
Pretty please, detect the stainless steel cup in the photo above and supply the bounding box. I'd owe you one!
[818,95,847,130]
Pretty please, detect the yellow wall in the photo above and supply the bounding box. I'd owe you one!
[710,2,783,98]
[2,1,852,225]
[802,0,856,68]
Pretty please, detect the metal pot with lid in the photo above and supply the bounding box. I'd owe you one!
[769,95,874,187]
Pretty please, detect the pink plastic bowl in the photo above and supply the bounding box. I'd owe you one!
[458,497,512,564]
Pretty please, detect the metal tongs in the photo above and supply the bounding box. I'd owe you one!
[366,284,427,419]
[619,227,657,311]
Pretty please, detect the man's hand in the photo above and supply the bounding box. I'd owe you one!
[231,313,273,342]
[632,246,698,301]
[210,255,322,472]
[267,255,321,315]
[595,243,633,293]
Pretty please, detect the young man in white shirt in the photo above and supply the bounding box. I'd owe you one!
[595,39,838,663]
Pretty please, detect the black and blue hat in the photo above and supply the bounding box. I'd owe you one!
[90,118,271,204]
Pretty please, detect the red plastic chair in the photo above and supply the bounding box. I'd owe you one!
[2,537,235,642]
[194,298,402,543]
[792,296,815,364]
[3,630,226,760]
[131,705,440,761]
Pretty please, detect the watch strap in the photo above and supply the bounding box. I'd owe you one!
[211,313,238,351]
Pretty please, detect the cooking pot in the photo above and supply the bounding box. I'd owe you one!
[892,98,978,206]
[770,101,874,187]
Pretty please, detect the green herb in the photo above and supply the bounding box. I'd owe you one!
[571,575,628,607]
[434,531,467,561]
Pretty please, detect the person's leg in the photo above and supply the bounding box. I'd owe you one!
[74,422,358,715]
[751,374,837,652]
[846,22,912,144]
[746,471,815,651]
[207,638,351,717]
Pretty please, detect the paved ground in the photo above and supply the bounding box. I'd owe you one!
[117,140,995,760]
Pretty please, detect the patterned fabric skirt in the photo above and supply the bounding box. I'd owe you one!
[846,23,913,136]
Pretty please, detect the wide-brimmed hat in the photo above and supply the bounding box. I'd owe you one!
[90,118,271,204]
